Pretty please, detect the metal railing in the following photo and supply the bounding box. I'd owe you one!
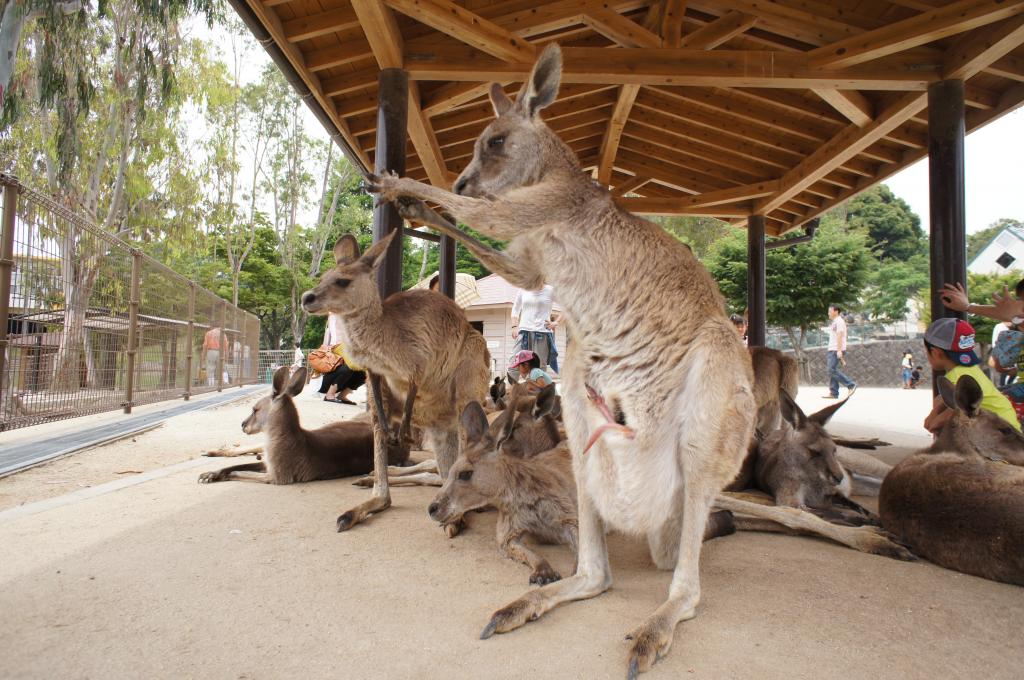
[0,174,260,431]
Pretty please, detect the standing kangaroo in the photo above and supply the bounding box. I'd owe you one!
[197,366,400,484]
[301,233,490,535]
[368,44,759,676]
[880,375,1024,585]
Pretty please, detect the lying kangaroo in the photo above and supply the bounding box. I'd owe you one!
[880,375,1024,585]
[429,390,575,586]
[369,44,758,676]
[301,233,490,534]
[198,367,405,484]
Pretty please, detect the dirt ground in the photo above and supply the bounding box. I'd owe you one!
[0,386,1022,679]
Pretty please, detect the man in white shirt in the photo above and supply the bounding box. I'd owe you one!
[510,285,556,379]
[825,304,857,399]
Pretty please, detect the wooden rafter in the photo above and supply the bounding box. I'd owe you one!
[662,0,687,47]
[616,197,752,217]
[597,85,640,185]
[945,14,1024,79]
[402,48,940,89]
[582,8,662,48]
[678,10,756,49]
[809,0,1024,70]
[811,89,874,127]
[612,175,651,196]
[383,0,536,62]
[282,5,359,42]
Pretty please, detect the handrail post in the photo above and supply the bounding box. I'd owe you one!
[0,182,18,421]
[124,249,142,413]
[217,299,226,392]
[183,282,195,400]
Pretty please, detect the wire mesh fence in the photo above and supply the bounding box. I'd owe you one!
[0,174,260,431]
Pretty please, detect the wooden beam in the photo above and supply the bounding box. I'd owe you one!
[403,48,939,89]
[383,0,535,62]
[282,5,359,42]
[616,196,752,217]
[350,0,404,69]
[809,0,1024,70]
[944,14,1024,79]
[597,85,640,185]
[678,10,756,49]
[612,175,651,196]
[689,0,861,46]
[582,8,662,48]
[306,38,372,72]
[421,81,511,117]
[662,0,687,47]
[407,82,449,187]
[811,89,873,127]
[753,92,928,216]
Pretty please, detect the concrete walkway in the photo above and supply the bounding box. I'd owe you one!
[0,386,1021,680]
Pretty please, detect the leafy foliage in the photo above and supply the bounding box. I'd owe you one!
[845,184,925,262]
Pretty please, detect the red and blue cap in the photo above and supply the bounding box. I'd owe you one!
[924,318,979,366]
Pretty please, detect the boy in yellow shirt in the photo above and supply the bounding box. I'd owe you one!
[922,318,1021,434]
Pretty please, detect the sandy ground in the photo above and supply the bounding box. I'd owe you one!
[0,386,1022,679]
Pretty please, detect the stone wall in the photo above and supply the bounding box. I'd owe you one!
[785,338,930,388]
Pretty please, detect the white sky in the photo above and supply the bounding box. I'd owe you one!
[186,17,1023,236]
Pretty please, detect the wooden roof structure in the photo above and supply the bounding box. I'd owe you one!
[232,0,1024,236]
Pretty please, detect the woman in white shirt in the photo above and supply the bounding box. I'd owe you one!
[510,285,558,380]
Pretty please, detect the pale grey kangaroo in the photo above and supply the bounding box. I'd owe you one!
[197,367,403,484]
[368,44,758,677]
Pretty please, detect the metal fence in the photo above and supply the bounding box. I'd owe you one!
[256,349,306,384]
[0,174,260,431]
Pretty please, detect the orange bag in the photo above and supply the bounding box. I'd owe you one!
[308,348,342,374]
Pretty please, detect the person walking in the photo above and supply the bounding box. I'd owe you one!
[825,304,856,399]
[901,350,914,389]
[201,326,227,387]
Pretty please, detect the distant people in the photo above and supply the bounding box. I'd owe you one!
[922,318,1020,434]
[824,304,856,399]
[201,326,227,387]
[901,349,914,389]
[545,313,561,374]
[509,349,553,394]
[729,314,747,346]
[319,312,366,405]
[510,284,556,380]
[991,321,1014,388]
[991,321,1024,401]
[910,365,923,389]
[291,342,304,371]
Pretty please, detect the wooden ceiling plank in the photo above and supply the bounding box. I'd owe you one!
[616,197,752,217]
[283,5,360,42]
[678,10,757,49]
[945,14,1024,80]
[753,92,928,216]
[688,0,860,46]
[809,0,1024,70]
[383,0,536,62]
[612,175,651,197]
[582,8,663,48]
[597,84,641,185]
[619,133,766,184]
[616,148,726,194]
[986,53,1024,81]
[661,0,687,47]
[322,67,379,98]
[622,122,779,178]
[305,37,373,72]
[403,47,939,89]
[422,81,510,117]
[811,88,873,127]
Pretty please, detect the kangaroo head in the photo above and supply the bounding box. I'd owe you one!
[500,381,562,458]
[243,366,306,434]
[429,401,507,523]
[779,389,848,486]
[489,376,507,410]
[300,231,395,317]
[452,44,576,225]
[938,375,1024,465]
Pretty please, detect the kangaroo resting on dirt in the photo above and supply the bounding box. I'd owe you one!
[368,43,767,677]
[301,233,490,535]
[197,367,402,484]
[880,375,1024,585]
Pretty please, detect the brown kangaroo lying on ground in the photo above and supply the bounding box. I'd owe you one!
[197,367,406,484]
[880,375,1024,586]
[301,233,490,535]
[429,386,574,585]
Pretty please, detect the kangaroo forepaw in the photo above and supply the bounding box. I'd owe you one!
[443,517,466,539]
[624,617,675,679]
[394,196,431,222]
[363,170,401,203]
[197,472,222,484]
[529,566,562,586]
[480,592,543,639]
[352,475,374,487]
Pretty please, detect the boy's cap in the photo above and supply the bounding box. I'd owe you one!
[509,349,536,369]
[924,318,979,366]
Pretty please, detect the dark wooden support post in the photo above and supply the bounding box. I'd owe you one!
[747,215,767,347]
[928,79,967,325]
[184,283,195,400]
[439,234,456,300]
[0,182,18,416]
[124,250,142,413]
[373,68,408,298]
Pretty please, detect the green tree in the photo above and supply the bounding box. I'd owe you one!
[846,184,924,262]
[967,218,1024,263]
[651,215,732,261]
[860,255,929,322]
[707,221,872,364]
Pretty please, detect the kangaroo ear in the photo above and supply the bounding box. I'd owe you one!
[286,367,307,397]
[779,389,806,430]
[810,394,849,426]
[271,365,290,398]
[494,408,517,448]
[516,43,562,118]
[333,234,361,264]
[460,401,489,445]
[938,376,958,411]
[359,230,397,271]
[953,375,984,417]
[532,382,559,419]
[489,82,513,116]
